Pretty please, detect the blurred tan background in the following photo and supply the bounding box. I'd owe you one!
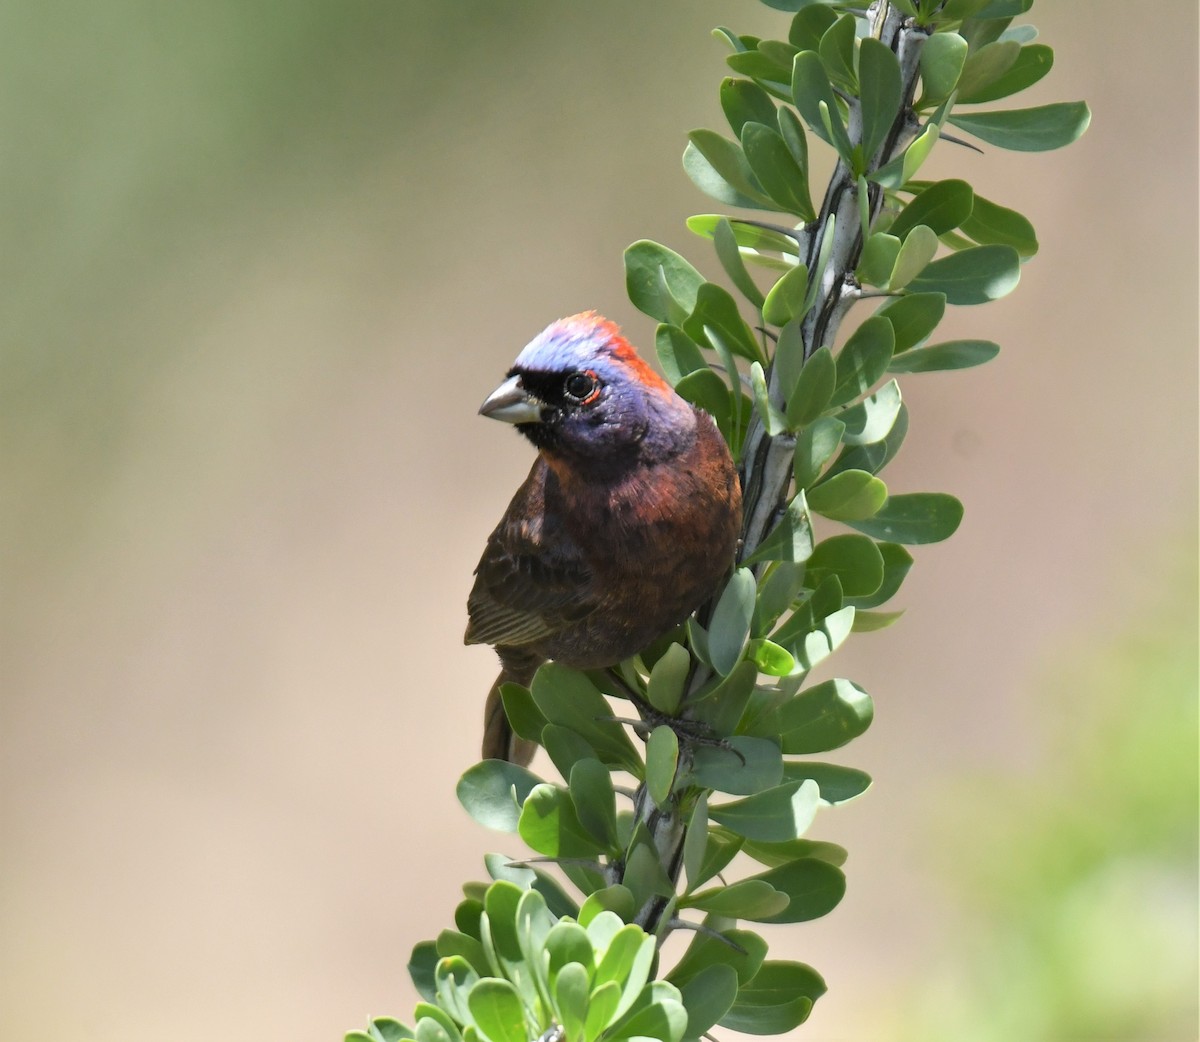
[2,2,1196,1040]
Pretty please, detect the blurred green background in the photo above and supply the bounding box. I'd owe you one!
[2,2,1196,1040]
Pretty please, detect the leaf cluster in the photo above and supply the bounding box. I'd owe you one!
[355,1,1086,1039]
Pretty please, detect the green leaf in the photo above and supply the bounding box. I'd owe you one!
[668,922,767,988]
[727,48,792,96]
[542,724,600,782]
[683,133,773,210]
[808,469,888,521]
[408,941,439,1002]
[806,534,883,597]
[838,378,902,446]
[712,218,766,308]
[890,179,974,238]
[769,574,843,649]
[919,31,968,103]
[870,122,939,188]
[580,883,638,931]
[519,783,606,858]
[958,43,1053,103]
[497,683,547,744]
[961,192,1038,257]
[818,14,857,92]
[948,101,1091,152]
[689,660,758,738]
[791,50,842,151]
[858,38,903,160]
[791,605,855,674]
[736,834,847,868]
[907,243,1020,303]
[646,642,690,715]
[954,39,1020,101]
[708,779,820,841]
[553,963,589,1042]
[846,492,964,543]
[852,608,905,631]
[831,316,894,406]
[827,402,908,478]
[816,97,854,164]
[720,77,778,136]
[685,879,791,919]
[414,1014,458,1042]
[467,980,529,1042]
[785,345,835,428]
[778,677,874,754]
[856,231,901,288]
[889,224,940,290]
[792,415,844,489]
[656,324,708,386]
[788,5,838,52]
[682,795,710,893]
[781,761,873,803]
[776,107,812,190]
[457,761,544,833]
[742,491,814,565]
[687,214,801,258]
[676,368,733,442]
[691,736,785,796]
[360,1018,413,1042]
[749,637,796,676]
[761,263,809,327]
[876,291,946,350]
[709,568,757,675]
[531,664,641,771]
[605,983,687,1042]
[936,0,993,19]
[583,982,620,1042]
[844,541,913,609]
[645,725,679,807]
[684,281,764,362]
[545,921,593,988]
[568,759,619,850]
[594,923,657,1019]
[750,361,786,436]
[676,964,739,1039]
[741,122,816,220]
[747,857,846,923]
[624,240,705,324]
[889,338,999,372]
[720,961,825,1034]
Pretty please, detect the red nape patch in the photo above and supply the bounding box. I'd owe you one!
[560,311,673,394]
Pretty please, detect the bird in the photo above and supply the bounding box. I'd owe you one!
[465,311,743,764]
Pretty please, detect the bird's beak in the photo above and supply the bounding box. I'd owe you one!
[478,374,544,424]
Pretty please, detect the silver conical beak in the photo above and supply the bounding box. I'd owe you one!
[478,374,544,424]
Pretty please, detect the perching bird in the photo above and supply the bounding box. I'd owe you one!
[465,311,743,764]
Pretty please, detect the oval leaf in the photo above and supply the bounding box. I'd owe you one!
[709,568,757,675]
[947,101,1091,152]
[846,492,964,544]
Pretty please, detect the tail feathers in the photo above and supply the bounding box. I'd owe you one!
[482,672,539,766]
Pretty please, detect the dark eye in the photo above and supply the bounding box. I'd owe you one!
[563,371,598,403]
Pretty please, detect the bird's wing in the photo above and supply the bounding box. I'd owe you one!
[464,462,596,649]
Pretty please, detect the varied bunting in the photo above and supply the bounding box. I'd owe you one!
[465,312,743,764]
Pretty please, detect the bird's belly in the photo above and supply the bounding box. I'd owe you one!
[538,521,730,669]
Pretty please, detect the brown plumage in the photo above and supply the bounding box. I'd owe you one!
[465,313,742,764]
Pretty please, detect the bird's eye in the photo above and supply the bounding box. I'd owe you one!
[563,371,599,403]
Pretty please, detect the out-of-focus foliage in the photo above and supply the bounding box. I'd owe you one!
[891,539,1199,1042]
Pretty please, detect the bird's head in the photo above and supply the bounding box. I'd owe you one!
[479,312,696,470]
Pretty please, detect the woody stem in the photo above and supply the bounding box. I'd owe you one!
[623,1,928,936]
